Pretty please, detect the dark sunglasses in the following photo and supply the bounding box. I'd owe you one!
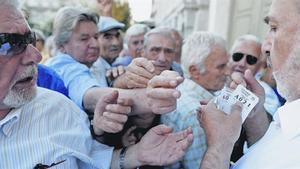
[232,52,258,65]
[0,32,36,57]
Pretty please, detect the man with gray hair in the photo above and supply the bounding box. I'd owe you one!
[46,6,187,133]
[114,27,181,89]
[198,0,300,168]
[229,34,281,116]
[161,31,229,169]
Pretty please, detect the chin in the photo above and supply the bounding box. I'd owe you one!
[3,85,37,108]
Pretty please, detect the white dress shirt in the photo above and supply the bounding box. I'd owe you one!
[0,87,113,169]
[233,99,300,169]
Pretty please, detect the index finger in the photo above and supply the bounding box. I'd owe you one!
[148,75,183,88]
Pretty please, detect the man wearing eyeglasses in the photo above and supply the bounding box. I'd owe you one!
[199,0,300,168]
[229,34,263,76]
[0,1,193,169]
[229,34,281,116]
[226,34,280,162]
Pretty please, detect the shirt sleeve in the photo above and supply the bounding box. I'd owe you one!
[47,55,101,109]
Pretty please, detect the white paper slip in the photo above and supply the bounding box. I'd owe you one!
[215,87,235,114]
[231,85,259,122]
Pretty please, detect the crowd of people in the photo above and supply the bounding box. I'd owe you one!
[1,0,299,168]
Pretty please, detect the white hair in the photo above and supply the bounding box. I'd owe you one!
[181,31,226,78]
[143,27,176,49]
[231,34,261,54]
[124,24,150,44]
[53,6,99,50]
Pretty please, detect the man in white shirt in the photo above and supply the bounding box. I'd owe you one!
[198,0,300,169]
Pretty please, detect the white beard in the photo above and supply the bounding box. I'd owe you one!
[273,39,300,102]
[3,66,37,108]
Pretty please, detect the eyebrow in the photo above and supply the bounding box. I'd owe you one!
[80,33,90,37]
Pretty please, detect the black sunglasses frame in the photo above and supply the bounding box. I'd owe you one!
[232,52,258,65]
[0,32,36,57]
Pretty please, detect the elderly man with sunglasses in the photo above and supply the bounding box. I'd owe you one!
[226,34,280,161]
[0,1,194,169]
[229,34,281,116]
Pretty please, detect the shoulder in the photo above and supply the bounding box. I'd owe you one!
[28,87,87,122]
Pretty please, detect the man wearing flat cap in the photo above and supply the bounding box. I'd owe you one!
[91,16,125,86]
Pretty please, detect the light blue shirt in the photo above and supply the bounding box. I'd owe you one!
[46,53,106,109]
[161,78,214,169]
[90,57,110,87]
[0,87,113,169]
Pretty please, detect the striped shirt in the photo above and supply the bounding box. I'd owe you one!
[161,78,214,169]
[0,87,113,169]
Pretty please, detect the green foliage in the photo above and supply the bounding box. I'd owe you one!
[112,1,131,30]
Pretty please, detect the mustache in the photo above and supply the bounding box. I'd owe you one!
[13,65,36,84]
[109,46,121,51]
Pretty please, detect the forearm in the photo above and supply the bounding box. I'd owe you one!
[243,109,270,146]
[117,88,152,115]
[200,143,234,169]
[83,87,152,115]
[83,87,115,112]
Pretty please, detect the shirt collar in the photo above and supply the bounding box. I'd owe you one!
[0,107,22,137]
[274,99,300,140]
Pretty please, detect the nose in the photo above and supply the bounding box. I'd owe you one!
[157,50,166,62]
[137,42,143,50]
[236,55,247,67]
[111,36,120,46]
[21,45,42,65]
[89,37,99,48]
[262,34,272,55]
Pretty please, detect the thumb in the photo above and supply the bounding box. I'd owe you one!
[244,69,264,94]
[152,124,173,135]
[230,103,243,120]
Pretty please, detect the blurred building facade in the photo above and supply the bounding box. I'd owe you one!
[151,0,272,46]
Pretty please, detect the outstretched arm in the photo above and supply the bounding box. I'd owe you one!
[110,124,193,169]
[84,70,183,115]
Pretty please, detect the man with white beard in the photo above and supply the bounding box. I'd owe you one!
[198,0,300,169]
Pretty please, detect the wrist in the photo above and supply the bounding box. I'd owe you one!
[90,120,104,137]
[123,144,143,168]
[208,141,235,154]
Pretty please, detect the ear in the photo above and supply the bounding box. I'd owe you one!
[189,65,200,79]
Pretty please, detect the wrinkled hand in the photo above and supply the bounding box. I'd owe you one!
[230,69,265,118]
[198,101,242,147]
[146,70,184,114]
[106,65,126,82]
[93,90,132,135]
[136,124,193,166]
[125,57,156,88]
[122,126,138,147]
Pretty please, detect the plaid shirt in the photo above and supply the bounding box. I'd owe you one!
[161,78,214,169]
